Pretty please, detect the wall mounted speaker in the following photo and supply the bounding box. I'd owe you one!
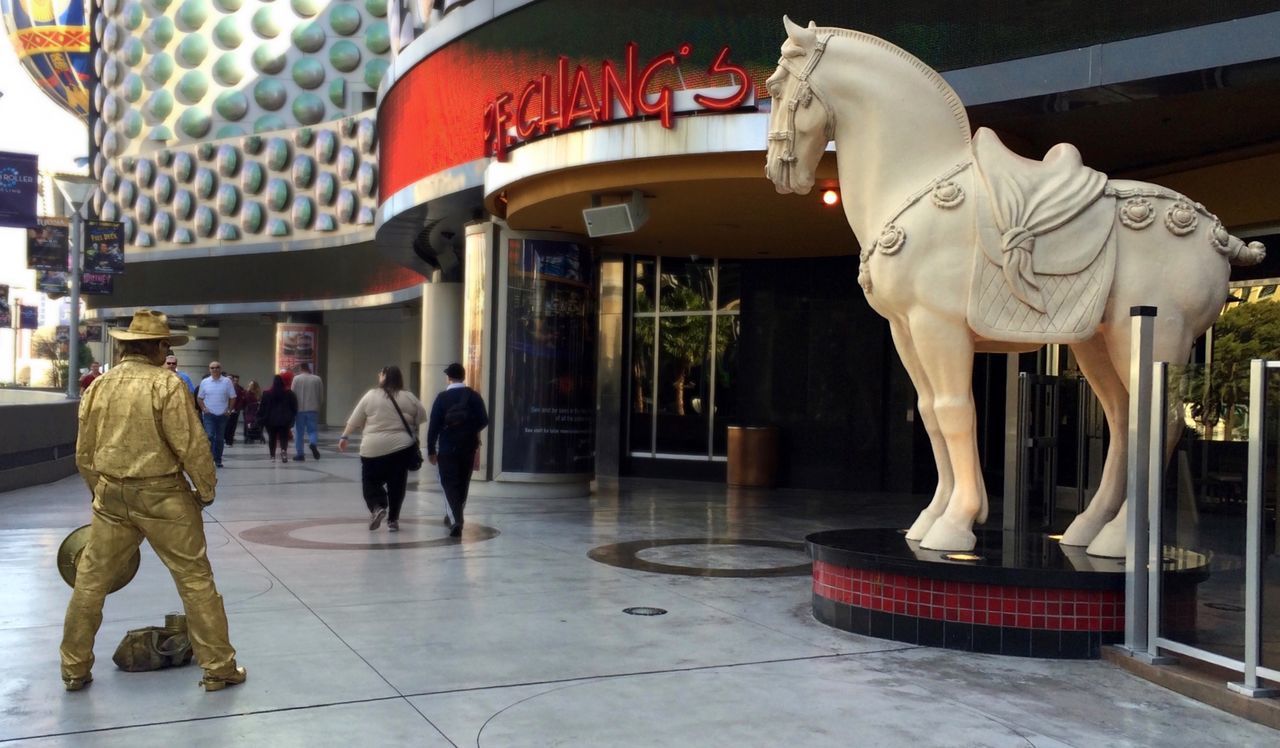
[582,190,648,237]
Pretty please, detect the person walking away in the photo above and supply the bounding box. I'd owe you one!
[292,363,324,461]
[426,363,488,537]
[257,375,297,462]
[241,379,262,443]
[197,362,237,468]
[338,365,427,532]
[61,309,245,692]
[78,361,101,394]
[223,374,246,446]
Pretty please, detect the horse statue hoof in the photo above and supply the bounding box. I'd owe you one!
[1085,515,1127,558]
[904,510,940,541]
[919,516,977,552]
[1059,513,1109,547]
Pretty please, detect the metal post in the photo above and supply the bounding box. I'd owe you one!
[1002,354,1020,534]
[1228,360,1280,696]
[65,205,84,399]
[1139,361,1175,665]
[1121,306,1156,656]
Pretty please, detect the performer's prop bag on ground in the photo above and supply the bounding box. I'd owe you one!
[113,614,194,672]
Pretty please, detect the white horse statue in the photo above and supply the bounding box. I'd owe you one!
[765,18,1265,557]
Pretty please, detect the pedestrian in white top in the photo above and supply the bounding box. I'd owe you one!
[197,361,238,468]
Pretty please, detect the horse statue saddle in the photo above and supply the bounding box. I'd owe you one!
[972,127,1113,312]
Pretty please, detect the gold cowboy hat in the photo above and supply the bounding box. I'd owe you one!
[57,525,141,591]
[108,309,189,346]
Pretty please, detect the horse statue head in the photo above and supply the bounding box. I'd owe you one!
[765,17,974,244]
[765,18,835,196]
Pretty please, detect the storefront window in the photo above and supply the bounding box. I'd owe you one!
[629,257,739,459]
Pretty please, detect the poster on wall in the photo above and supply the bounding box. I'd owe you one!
[0,285,10,328]
[501,238,597,475]
[19,305,38,329]
[27,217,70,270]
[82,324,103,343]
[83,220,125,274]
[274,323,319,374]
[0,151,38,228]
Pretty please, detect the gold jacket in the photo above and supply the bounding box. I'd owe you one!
[76,354,217,502]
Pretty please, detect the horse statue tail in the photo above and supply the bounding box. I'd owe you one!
[1224,234,1266,266]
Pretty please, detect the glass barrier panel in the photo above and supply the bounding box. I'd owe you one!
[1260,366,1280,673]
[1160,363,1248,661]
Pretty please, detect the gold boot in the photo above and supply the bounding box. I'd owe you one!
[200,665,247,692]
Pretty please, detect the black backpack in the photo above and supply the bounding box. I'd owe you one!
[444,392,470,430]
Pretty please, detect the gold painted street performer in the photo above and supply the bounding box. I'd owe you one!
[60,310,246,692]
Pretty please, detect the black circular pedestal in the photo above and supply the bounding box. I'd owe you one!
[807,528,1207,659]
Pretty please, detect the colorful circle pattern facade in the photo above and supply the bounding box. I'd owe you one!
[88,0,388,249]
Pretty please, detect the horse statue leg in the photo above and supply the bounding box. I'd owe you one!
[889,319,955,541]
[906,310,988,551]
[1060,335,1128,547]
[1076,320,1195,557]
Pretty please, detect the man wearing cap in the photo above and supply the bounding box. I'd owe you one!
[61,310,245,693]
[426,363,489,537]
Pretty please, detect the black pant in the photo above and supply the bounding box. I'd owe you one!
[437,451,475,527]
[362,449,411,522]
[265,426,290,457]
[224,412,240,444]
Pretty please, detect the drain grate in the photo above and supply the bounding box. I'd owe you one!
[623,606,668,616]
[1204,602,1246,613]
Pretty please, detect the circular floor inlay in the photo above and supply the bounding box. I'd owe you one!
[239,518,498,550]
[589,538,811,577]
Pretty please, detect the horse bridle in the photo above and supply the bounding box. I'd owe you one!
[767,34,836,166]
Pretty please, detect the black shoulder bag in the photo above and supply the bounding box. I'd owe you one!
[388,391,424,471]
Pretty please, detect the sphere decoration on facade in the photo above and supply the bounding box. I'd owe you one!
[1,0,92,120]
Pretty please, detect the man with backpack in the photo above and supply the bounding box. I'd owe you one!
[426,363,488,537]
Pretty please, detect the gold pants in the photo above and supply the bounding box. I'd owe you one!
[60,475,237,680]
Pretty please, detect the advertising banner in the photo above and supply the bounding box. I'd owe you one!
[274,323,319,374]
[0,151,38,228]
[501,238,596,474]
[0,285,10,328]
[83,220,125,274]
[27,217,70,271]
[83,324,103,343]
[36,270,67,295]
[80,272,114,295]
[19,305,38,329]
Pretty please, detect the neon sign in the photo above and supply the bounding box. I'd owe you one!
[482,43,751,161]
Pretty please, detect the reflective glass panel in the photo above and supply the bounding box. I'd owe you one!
[658,257,713,313]
[717,261,741,312]
[1160,363,1248,661]
[654,315,711,454]
[629,317,655,454]
[712,312,741,455]
[634,259,656,313]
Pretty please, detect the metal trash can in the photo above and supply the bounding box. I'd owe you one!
[727,425,779,487]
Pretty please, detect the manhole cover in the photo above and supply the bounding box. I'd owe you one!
[1204,602,1246,613]
[623,607,668,616]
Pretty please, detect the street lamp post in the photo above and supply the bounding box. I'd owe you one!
[53,178,95,399]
